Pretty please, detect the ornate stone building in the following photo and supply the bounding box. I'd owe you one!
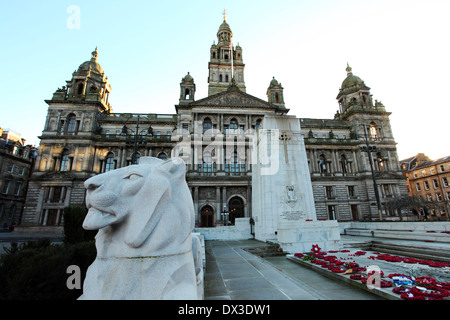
[400,153,450,220]
[0,128,37,229]
[21,17,408,230]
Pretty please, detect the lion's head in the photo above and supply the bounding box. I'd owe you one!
[82,157,194,256]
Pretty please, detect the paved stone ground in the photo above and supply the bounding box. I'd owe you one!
[204,239,382,300]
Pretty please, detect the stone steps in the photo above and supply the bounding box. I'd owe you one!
[369,241,450,263]
[345,227,450,243]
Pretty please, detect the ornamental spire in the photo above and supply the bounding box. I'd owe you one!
[346,62,352,75]
[223,8,227,22]
[91,46,99,62]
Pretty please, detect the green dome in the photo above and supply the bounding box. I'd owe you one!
[218,21,232,33]
[341,65,364,89]
[78,48,104,75]
[78,60,104,75]
[341,73,364,89]
[270,77,279,87]
[182,72,194,82]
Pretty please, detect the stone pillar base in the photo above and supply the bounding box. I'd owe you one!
[277,220,341,253]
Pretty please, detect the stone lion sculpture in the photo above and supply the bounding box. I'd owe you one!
[78,157,199,300]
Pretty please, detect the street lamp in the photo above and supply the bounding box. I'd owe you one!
[121,114,153,164]
[222,204,229,226]
[359,124,383,221]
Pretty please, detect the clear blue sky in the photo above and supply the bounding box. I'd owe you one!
[1,0,449,160]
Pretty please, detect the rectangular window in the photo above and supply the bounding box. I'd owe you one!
[17,166,25,176]
[440,165,445,172]
[7,163,14,173]
[60,156,73,171]
[436,193,443,201]
[13,182,22,196]
[348,185,356,198]
[326,186,335,199]
[51,187,63,203]
[430,167,436,175]
[327,205,336,220]
[424,181,430,190]
[2,180,11,194]
[442,177,449,187]
[416,183,421,191]
[433,179,439,189]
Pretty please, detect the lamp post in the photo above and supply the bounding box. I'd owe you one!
[222,204,229,226]
[359,124,383,221]
[121,114,153,165]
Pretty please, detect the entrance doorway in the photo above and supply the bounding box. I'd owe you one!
[228,196,244,225]
[351,205,359,221]
[200,205,214,227]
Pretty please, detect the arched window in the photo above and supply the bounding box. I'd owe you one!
[225,75,229,82]
[200,205,214,227]
[255,119,262,129]
[230,118,238,133]
[203,117,212,133]
[376,152,386,171]
[77,83,84,95]
[219,74,223,82]
[228,196,244,225]
[60,149,70,171]
[105,152,115,172]
[340,154,349,174]
[67,113,77,133]
[369,122,378,141]
[318,154,328,174]
[157,152,167,160]
[275,92,280,103]
[184,88,190,99]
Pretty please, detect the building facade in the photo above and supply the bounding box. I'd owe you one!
[0,127,37,229]
[21,17,408,229]
[400,154,450,220]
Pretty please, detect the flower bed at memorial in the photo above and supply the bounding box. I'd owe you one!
[291,244,450,300]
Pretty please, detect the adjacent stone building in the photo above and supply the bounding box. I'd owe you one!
[20,17,408,230]
[400,154,450,220]
[0,128,37,229]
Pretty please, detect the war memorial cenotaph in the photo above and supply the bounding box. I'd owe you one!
[252,115,341,253]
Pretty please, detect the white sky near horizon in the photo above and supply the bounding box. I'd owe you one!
[1,0,449,161]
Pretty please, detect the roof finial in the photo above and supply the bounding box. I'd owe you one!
[346,62,352,74]
[91,46,99,61]
[223,8,227,22]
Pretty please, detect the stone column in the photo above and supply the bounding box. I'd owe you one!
[216,186,221,222]
[194,187,199,224]
[222,186,227,210]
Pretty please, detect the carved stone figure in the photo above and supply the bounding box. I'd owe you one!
[79,157,199,300]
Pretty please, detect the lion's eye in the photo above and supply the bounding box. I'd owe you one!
[125,173,142,180]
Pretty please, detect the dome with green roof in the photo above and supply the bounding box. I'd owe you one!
[270,77,279,87]
[341,64,365,90]
[77,47,104,75]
